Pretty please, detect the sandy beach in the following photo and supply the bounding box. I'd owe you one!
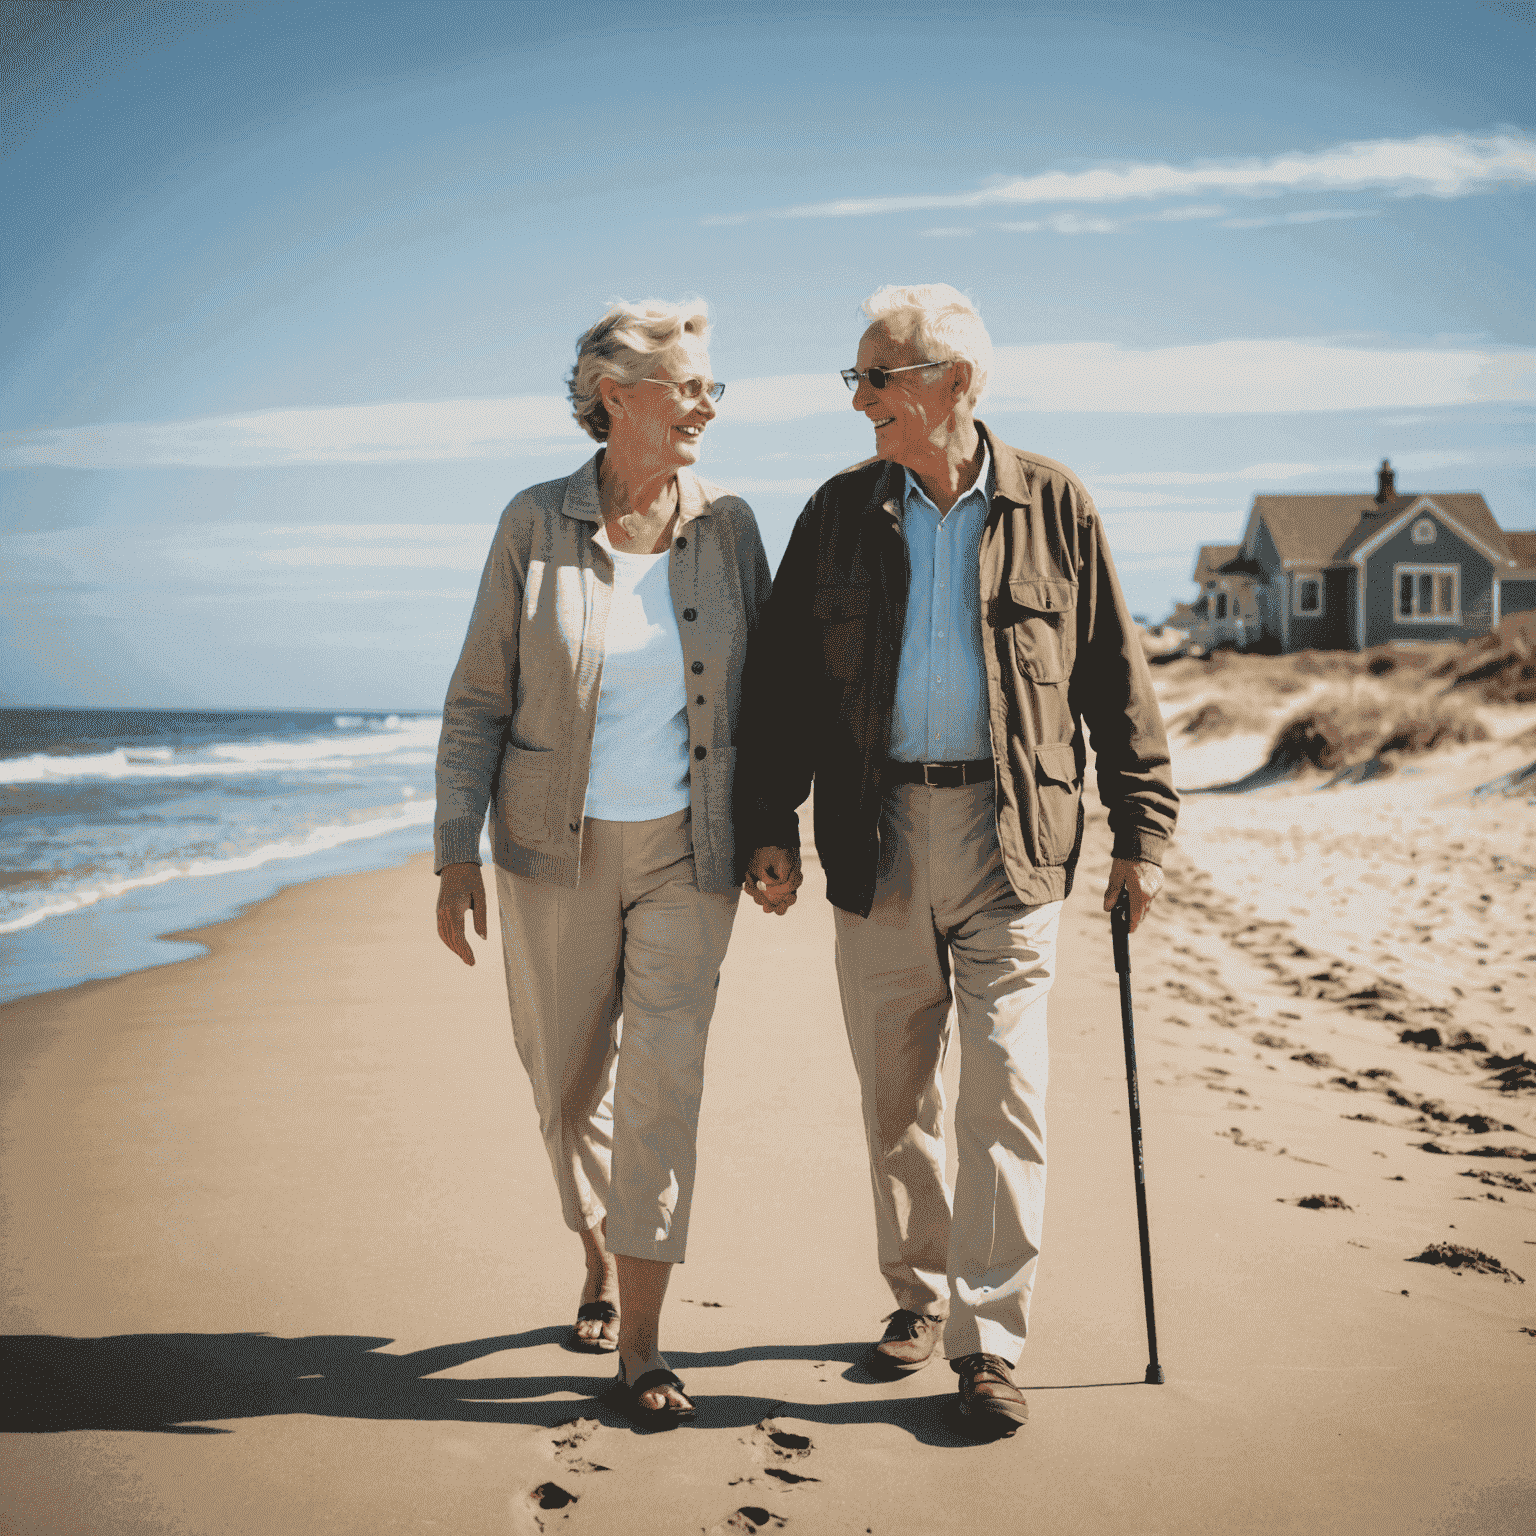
[4,709,1533,1536]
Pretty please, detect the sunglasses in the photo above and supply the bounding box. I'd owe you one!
[639,376,725,403]
[840,361,949,391]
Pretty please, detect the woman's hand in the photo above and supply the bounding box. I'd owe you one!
[743,846,802,916]
[437,862,488,964]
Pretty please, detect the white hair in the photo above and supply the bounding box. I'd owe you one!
[861,283,992,408]
[567,298,710,442]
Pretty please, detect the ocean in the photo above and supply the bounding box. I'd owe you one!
[0,708,449,1005]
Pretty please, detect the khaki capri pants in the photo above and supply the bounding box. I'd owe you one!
[494,807,739,1264]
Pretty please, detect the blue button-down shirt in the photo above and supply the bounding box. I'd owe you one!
[889,440,994,762]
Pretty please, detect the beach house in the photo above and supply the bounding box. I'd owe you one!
[1184,543,1259,652]
[1187,461,1536,653]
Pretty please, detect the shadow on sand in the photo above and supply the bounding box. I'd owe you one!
[1,1330,1145,1445]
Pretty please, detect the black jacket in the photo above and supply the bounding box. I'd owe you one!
[733,423,1177,918]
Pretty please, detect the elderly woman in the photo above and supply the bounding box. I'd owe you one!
[434,299,769,1427]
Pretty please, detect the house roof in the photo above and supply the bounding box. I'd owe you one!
[1505,530,1536,569]
[1192,543,1241,581]
[1336,494,1511,564]
[1247,491,1512,567]
[1216,553,1265,577]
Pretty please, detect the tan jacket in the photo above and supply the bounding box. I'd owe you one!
[435,452,772,893]
[734,422,1178,916]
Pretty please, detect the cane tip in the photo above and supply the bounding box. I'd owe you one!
[1145,1363,1165,1385]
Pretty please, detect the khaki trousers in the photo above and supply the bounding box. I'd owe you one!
[833,780,1062,1365]
[494,808,738,1264]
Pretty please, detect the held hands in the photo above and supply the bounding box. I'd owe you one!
[1102,856,1163,934]
[743,845,803,917]
[437,862,488,964]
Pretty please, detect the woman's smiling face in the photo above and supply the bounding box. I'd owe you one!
[606,333,718,473]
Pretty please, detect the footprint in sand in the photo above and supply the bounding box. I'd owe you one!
[525,1481,579,1532]
[708,1509,789,1535]
[725,1423,822,1501]
[549,1416,610,1477]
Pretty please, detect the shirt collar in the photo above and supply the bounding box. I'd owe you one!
[903,435,993,517]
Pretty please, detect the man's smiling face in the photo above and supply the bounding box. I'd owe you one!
[850,316,956,470]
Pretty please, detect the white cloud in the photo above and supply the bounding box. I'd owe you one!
[720,478,823,495]
[718,373,850,423]
[0,397,583,469]
[984,337,1536,414]
[187,588,479,603]
[1093,510,1252,559]
[1136,205,1227,222]
[262,545,491,569]
[1090,491,1222,509]
[1220,207,1380,229]
[998,213,1120,234]
[1089,461,1340,486]
[1088,447,1536,488]
[260,523,492,541]
[253,523,495,570]
[921,226,976,238]
[6,340,1532,475]
[705,131,1536,222]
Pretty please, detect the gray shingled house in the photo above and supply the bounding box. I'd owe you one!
[1209,461,1536,652]
[1184,542,1259,651]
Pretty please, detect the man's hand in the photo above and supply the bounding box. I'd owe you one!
[743,845,803,916]
[437,862,488,964]
[1102,856,1163,934]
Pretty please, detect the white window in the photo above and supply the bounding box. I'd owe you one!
[1395,563,1460,623]
[1411,518,1436,546]
[1292,575,1323,616]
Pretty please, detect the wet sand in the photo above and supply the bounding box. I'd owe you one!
[2,793,1533,1534]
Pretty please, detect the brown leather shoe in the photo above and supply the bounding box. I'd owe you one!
[952,1352,1029,1436]
[869,1309,945,1378]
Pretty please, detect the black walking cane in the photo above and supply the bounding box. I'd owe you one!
[1112,887,1164,1385]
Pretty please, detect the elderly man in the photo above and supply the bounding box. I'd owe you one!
[734,284,1177,1437]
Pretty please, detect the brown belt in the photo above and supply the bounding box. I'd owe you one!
[884,758,994,788]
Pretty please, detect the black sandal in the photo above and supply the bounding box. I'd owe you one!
[569,1299,619,1354]
[611,1363,696,1429]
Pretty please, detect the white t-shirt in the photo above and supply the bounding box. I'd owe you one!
[585,529,691,822]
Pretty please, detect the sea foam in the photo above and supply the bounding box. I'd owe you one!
[0,798,436,934]
[0,717,440,783]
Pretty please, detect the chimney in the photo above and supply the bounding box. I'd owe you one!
[1376,458,1396,504]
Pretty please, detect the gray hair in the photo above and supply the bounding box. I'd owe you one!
[861,283,992,408]
[567,298,711,442]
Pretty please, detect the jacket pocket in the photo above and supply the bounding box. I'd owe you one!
[499,743,553,837]
[812,585,870,684]
[1010,578,1077,684]
[1033,741,1081,865]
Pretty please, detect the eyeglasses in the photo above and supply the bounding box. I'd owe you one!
[640,376,725,403]
[840,361,949,392]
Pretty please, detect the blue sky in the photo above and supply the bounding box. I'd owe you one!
[2,0,1533,708]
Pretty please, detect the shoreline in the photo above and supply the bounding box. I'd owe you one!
[0,826,440,1010]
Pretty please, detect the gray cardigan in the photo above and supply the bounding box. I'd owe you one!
[434,451,772,893]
